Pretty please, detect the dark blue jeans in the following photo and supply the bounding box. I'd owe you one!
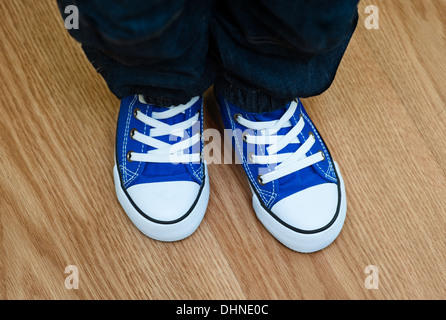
[58,0,358,112]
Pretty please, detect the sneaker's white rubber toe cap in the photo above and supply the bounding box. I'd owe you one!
[114,165,209,242]
[271,183,339,231]
[127,181,200,222]
[253,161,347,253]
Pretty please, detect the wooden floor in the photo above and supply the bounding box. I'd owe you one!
[1,0,445,300]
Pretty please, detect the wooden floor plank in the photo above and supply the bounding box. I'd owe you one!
[1,0,445,299]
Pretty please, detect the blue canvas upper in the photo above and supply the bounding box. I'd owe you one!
[217,94,338,210]
[115,95,204,190]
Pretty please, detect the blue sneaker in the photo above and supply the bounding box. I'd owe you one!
[113,95,209,241]
[217,94,347,253]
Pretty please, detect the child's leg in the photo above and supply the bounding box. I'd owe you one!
[211,0,359,112]
[57,0,216,106]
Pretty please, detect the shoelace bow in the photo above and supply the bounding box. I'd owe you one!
[234,100,325,185]
[127,96,201,164]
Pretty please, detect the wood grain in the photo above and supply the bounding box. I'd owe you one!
[0,0,445,299]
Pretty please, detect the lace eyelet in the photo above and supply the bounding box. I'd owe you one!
[126,151,134,162]
[308,131,314,139]
[242,132,248,142]
[130,128,137,139]
[319,150,325,161]
[257,175,266,186]
[248,152,255,163]
[233,113,241,122]
[133,108,140,119]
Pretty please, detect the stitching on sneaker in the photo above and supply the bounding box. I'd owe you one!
[297,106,337,183]
[187,103,203,182]
[122,95,138,184]
[124,105,149,188]
[225,101,269,205]
[245,114,277,208]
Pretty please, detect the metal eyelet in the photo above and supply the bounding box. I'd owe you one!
[248,152,255,163]
[130,128,137,139]
[319,150,325,161]
[126,151,134,162]
[233,113,241,122]
[257,175,266,186]
[133,108,140,119]
[242,132,248,143]
[308,131,314,139]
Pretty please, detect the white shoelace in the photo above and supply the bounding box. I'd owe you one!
[235,100,325,185]
[127,96,201,164]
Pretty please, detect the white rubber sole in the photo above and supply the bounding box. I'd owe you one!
[113,164,210,242]
[252,161,347,253]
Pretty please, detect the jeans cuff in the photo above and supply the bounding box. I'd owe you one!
[142,95,181,108]
[215,78,290,113]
